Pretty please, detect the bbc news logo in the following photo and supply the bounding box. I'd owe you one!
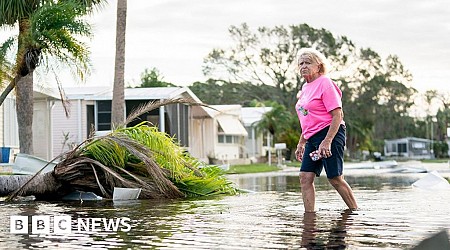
[10,215,131,234]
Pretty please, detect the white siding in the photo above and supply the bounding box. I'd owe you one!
[190,118,205,161]
[192,116,245,162]
[190,118,216,162]
[2,97,19,148]
[214,119,241,161]
[244,125,264,158]
[215,144,240,161]
[204,119,215,159]
[52,99,85,158]
[33,100,52,159]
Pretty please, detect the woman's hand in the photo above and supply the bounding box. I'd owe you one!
[318,108,341,158]
[295,144,305,162]
[318,139,332,158]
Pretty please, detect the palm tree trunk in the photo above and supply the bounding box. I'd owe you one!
[13,18,35,155]
[16,73,34,155]
[0,172,61,199]
[111,0,127,127]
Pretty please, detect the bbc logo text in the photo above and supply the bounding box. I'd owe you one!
[10,215,131,234]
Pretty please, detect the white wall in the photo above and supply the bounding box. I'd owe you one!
[214,118,242,161]
[1,97,19,148]
[215,144,241,162]
[32,100,53,160]
[203,119,215,159]
[190,118,206,161]
[0,97,20,163]
[244,125,265,159]
[191,116,248,163]
[52,99,90,158]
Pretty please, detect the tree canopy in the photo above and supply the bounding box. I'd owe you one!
[201,23,425,157]
[0,0,106,154]
[136,67,175,88]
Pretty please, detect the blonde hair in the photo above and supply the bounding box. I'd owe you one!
[297,48,329,75]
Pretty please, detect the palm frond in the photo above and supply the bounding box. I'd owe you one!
[10,121,238,200]
[116,124,187,180]
[71,128,183,197]
[104,134,183,197]
[0,37,15,87]
[85,123,237,198]
[0,0,38,25]
[53,68,71,117]
[175,165,237,197]
[72,0,108,13]
[28,0,93,81]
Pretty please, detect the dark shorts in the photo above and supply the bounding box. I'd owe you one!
[300,124,346,179]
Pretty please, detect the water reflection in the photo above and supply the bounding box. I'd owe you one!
[227,173,419,192]
[0,173,449,249]
[301,210,354,250]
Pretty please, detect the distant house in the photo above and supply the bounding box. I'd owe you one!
[2,86,262,165]
[241,107,272,162]
[33,89,61,160]
[51,86,206,161]
[191,105,248,165]
[384,137,433,159]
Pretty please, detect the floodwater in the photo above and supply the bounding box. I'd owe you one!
[0,170,449,249]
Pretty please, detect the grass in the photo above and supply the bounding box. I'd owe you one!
[285,161,300,167]
[224,157,450,175]
[226,164,281,174]
[421,158,450,163]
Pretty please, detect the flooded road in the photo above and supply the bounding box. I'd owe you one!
[0,171,449,249]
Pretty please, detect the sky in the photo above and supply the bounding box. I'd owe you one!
[1,0,450,93]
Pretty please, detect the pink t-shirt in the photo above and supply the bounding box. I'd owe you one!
[295,75,344,139]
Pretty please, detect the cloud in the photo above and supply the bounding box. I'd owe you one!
[1,0,449,93]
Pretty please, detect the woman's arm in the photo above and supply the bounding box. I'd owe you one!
[318,108,343,157]
[295,134,307,162]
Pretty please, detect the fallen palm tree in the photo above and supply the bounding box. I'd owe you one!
[0,99,237,200]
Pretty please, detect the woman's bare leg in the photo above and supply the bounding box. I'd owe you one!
[328,175,358,210]
[300,172,317,212]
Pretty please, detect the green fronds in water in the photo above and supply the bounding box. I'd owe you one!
[68,122,237,198]
[115,124,187,180]
[175,165,237,197]
[82,137,128,168]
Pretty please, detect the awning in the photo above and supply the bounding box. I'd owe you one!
[216,116,248,136]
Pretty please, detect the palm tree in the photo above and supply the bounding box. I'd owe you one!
[111,0,127,127]
[0,99,237,200]
[256,102,300,160]
[0,0,106,154]
[256,102,295,138]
